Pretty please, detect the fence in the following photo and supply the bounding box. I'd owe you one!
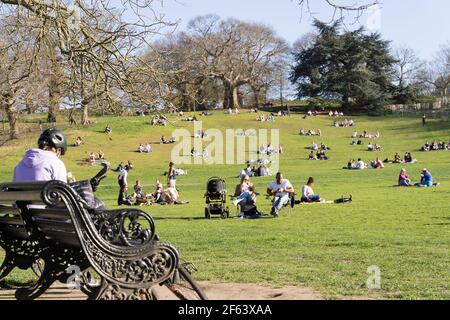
[387,101,449,111]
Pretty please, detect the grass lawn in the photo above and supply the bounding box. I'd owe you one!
[0,112,449,299]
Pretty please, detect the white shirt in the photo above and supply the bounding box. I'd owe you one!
[302,185,314,198]
[357,161,366,169]
[269,179,293,197]
[118,169,128,184]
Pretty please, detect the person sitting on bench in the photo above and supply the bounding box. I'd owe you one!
[14,128,68,183]
[267,172,295,217]
[301,177,321,203]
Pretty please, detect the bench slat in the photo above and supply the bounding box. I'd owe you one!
[28,207,71,220]
[0,205,21,215]
[0,216,24,226]
[0,191,43,203]
[43,230,80,247]
[35,219,75,233]
[0,224,29,239]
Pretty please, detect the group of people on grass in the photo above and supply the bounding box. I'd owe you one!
[333,119,355,127]
[151,115,168,126]
[118,162,188,206]
[73,136,83,147]
[398,168,440,188]
[257,114,275,122]
[308,150,329,161]
[367,142,382,152]
[138,143,153,153]
[160,135,176,144]
[182,115,198,122]
[420,140,450,152]
[328,110,345,117]
[89,151,106,164]
[258,144,283,156]
[232,173,323,218]
[384,152,417,164]
[299,128,322,137]
[345,158,385,170]
[239,163,272,178]
[352,131,381,139]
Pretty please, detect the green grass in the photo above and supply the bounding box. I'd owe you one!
[1,112,449,300]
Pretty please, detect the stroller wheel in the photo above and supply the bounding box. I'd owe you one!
[205,208,211,220]
[221,210,228,219]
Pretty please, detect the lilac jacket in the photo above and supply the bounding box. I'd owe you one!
[13,149,67,183]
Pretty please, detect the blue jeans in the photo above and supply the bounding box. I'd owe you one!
[305,194,321,202]
[273,194,290,213]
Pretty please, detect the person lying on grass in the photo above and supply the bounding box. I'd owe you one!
[371,158,385,169]
[415,169,440,187]
[301,177,322,203]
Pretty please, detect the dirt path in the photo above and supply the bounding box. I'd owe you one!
[0,282,323,300]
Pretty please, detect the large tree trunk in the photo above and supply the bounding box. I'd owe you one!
[251,85,261,108]
[81,99,90,125]
[47,50,62,123]
[80,85,91,125]
[3,93,19,139]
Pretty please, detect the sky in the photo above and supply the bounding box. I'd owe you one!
[152,0,450,61]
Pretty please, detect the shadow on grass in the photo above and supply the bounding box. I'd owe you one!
[0,279,35,289]
[153,217,207,221]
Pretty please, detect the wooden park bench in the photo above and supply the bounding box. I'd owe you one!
[0,180,204,300]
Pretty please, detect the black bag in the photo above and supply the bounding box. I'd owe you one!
[335,195,353,204]
[242,204,259,216]
[70,181,107,212]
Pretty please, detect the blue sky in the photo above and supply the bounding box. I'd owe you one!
[153,0,450,61]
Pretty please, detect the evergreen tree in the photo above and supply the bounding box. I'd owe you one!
[291,20,397,113]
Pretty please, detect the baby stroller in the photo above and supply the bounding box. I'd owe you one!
[204,177,230,219]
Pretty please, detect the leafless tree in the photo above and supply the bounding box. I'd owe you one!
[393,47,424,88]
[0,0,176,126]
[297,0,380,22]
[416,44,450,100]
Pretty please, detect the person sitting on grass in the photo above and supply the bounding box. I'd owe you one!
[345,159,356,170]
[139,143,152,153]
[301,177,322,203]
[404,152,413,163]
[372,157,385,169]
[260,164,271,177]
[421,141,431,152]
[320,143,330,151]
[311,142,318,151]
[74,136,83,147]
[415,169,440,187]
[398,169,412,187]
[98,151,105,160]
[89,152,96,163]
[393,152,402,164]
[267,172,295,217]
[104,125,112,135]
[317,150,329,161]
[308,151,317,160]
[134,180,143,194]
[152,179,164,204]
[374,143,382,151]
